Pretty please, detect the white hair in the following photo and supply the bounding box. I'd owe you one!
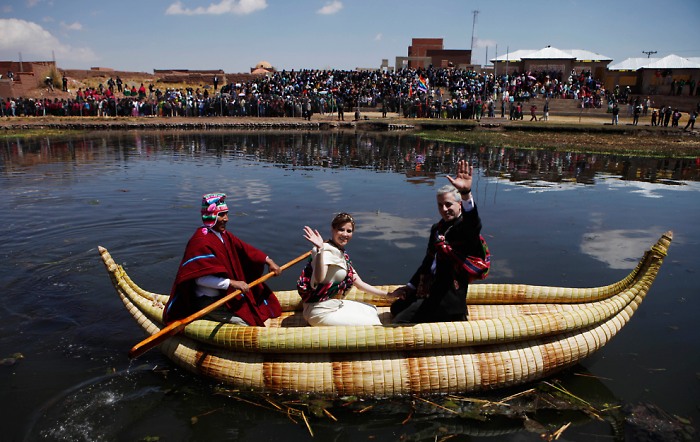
[437,184,460,201]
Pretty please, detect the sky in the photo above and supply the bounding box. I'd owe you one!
[1,0,699,73]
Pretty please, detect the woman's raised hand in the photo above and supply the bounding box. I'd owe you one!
[303,225,324,249]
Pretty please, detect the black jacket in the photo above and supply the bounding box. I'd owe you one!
[402,205,484,322]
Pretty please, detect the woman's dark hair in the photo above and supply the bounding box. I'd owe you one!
[331,212,355,230]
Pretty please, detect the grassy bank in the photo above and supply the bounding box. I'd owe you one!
[415,127,700,157]
[375,116,700,157]
[0,128,86,140]
[2,115,698,157]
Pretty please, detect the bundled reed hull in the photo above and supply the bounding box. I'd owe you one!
[100,231,672,397]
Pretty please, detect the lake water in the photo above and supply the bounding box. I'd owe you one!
[1,130,698,441]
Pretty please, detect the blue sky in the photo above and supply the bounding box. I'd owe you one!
[1,0,699,73]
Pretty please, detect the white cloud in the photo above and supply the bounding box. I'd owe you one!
[374,33,382,41]
[317,1,342,15]
[0,19,96,65]
[2,5,13,13]
[473,38,498,49]
[60,21,83,31]
[166,0,267,15]
[26,0,40,7]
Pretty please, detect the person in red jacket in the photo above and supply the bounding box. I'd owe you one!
[164,193,282,326]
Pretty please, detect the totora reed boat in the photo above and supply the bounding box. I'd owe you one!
[99,231,672,398]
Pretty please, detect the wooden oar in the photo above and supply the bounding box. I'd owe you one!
[128,250,312,359]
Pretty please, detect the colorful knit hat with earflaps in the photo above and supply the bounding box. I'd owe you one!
[201,193,228,228]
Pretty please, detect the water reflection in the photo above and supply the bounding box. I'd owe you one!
[354,211,431,250]
[3,131,699,186]
[29,362,694,442]
[2,130,698,442]
[481,148,699,187]
[25,365,630,441]
[581,229,664,269]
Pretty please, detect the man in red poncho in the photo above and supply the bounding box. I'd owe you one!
[163,193,282,326]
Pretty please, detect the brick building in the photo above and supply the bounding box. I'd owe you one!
[396,38,472,70]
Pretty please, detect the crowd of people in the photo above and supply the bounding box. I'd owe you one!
[1,66,697,129]
[0,67,605,119]
[610,95,700,130]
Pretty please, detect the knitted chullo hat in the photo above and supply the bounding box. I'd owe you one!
[201,193,228,228]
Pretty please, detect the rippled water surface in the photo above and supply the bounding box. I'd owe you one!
[1,130,698,441]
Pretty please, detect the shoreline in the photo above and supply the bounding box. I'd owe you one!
[2,112,698,157]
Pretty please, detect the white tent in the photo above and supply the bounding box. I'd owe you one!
[608,58,659,71]
[643,54,700,70]
[490,47,611,63]
[523,47,576,60]
[565,49,612,62]
[610,54,700,71]
[491,49,536,62]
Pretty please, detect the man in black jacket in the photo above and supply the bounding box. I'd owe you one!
[391,160,489,323]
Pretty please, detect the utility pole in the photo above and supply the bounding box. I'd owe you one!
[470,10,479,51]
[505,46,510,82]
[494,44,497,77]
[642,50,657,58]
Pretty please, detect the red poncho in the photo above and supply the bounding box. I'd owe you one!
[163,228,281,326]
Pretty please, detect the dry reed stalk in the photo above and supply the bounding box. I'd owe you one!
[190,406,224,424]
[500,388,537,403]
[448,395,506,407]
[543,381,603,420]
[573,372,613,381]
[285,407,299,424]
[551,421,571,440]
[414,396,459,414]
[356,404,375,413]
[300,411,314,437]
[323,408,338,421]
[401,409,414,425]
[543,381,594,409]
[263,396,284,411]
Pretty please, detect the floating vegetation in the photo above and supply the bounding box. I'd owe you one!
[207,372,695,441]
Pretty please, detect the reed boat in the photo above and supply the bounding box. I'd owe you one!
[99,231,672,397]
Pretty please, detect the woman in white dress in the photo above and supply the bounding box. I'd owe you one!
[299,213,389,326]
